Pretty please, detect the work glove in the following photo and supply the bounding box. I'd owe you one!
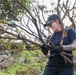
[52,46,63,53]
[40,44,54,55]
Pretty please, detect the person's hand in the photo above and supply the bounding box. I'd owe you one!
[40,44,54,55]
[53,46,63,53]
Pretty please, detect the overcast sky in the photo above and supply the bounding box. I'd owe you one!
[38,0,76,27]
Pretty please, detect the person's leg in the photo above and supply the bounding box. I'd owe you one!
[42,66,57,75]
[58,66,74,75]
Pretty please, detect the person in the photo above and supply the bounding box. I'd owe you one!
[40,14,76,75]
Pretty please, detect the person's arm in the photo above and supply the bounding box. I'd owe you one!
[62,39,76,51]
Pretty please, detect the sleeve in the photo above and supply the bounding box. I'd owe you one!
[68,29,76,42]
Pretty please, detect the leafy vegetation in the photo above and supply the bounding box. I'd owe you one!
[0,0,76,75]
[0,0,30,22]
[0,50,47,75]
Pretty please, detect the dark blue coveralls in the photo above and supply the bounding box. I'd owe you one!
[43,29,76,75]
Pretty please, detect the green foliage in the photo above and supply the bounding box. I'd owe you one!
[0,63,42,75]
[21,51,31,57]
[17,42,25,50]
[0,0,30,22]
[15,67,41,75]
[31,50,42,57]
[20,0,30,7]
[0,49,47,75]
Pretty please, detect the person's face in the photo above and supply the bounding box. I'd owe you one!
[50,20,60,32]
